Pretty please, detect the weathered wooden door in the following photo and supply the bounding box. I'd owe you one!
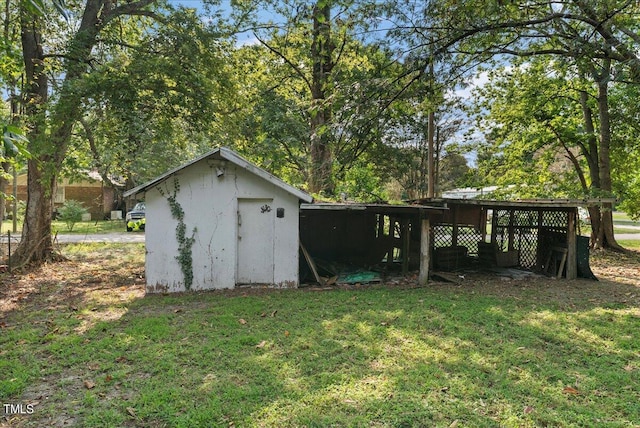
[237,198,275,284]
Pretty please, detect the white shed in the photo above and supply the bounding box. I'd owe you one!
[124,147,313,293]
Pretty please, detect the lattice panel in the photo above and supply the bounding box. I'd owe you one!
[433,208,571,271]
[495,209,540,227]
[457,226,483,256]
[432,225,482,255]
[543,210,568,227]
[493,209,569,268]
[432,225,453,248]
[493,210,535,268]
[505,227,538,268]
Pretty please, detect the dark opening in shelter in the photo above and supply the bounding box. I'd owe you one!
[299,203,444,285]
[417,198,602,279]
[298,198,604,285]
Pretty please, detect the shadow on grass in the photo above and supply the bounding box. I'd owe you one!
[1,246,639,427]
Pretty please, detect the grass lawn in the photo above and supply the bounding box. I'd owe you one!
[612,211,640,226]
[50,220,127,235]
[619,240,640,250]
[2,220,126,235]
[1,244,640,427]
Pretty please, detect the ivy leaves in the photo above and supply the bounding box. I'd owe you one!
[158,178,197,290]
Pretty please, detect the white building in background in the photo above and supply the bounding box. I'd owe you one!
[124,147,313,293]
[441,186,499,199]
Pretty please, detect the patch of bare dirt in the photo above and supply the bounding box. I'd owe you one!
[1,247,145,428]
[1,246,638,427]
[1,256,145,319]
[3,247,638,318]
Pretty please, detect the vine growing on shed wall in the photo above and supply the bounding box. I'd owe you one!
[157,177,197,290]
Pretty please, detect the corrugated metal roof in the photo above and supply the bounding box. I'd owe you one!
[301,202,447,215]
[123,147,313,203]
[413,198,616,209]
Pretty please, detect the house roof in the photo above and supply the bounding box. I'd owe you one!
[123,147,313,203]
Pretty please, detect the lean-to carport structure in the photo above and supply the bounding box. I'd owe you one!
[299,203,446,285]
[417,198,610,279]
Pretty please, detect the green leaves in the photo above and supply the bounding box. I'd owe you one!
[2,125,31,160]
[19,0,68,20]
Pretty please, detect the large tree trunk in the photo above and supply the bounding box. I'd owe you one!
[577,88,604,245]
[13,160,57,263]
[591,64,623,251]
[13,0,122,266]
[308,1,334,195]
[13,10,57,265]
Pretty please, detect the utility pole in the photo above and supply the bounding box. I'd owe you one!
[427,56,435,199]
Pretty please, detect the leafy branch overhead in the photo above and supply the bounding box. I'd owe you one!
[2,125,30,161]
[4,0,640,266]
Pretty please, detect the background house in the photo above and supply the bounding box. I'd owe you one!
[124,147,313,293]
[3,171,122,220]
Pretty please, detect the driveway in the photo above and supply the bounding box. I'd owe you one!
[615,233,640,240]
[55,232,145,243]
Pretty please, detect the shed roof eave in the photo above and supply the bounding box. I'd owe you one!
[123,147,313,203]
[219,148,312,203]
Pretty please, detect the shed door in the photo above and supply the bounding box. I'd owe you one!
[237,198,275,284]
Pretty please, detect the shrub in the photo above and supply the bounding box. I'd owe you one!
[57,200,88,231]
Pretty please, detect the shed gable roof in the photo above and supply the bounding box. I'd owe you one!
[123,147,313,202]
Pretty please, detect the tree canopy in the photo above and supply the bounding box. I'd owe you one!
[3,0,640,264]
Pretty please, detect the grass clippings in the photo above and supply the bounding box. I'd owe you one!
[1,243,639,427]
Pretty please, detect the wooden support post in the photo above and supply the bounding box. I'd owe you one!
[566,209,577,279]
[300,243,324,285]
[401,217,410,275]
[545,246,568,279]
[386,216,395,269]
[480,208,488,242]
[419,218,430,285]
[451,205,459,247]
[491,208,498,245]
[536,210,544,270]
[508,209,515,251]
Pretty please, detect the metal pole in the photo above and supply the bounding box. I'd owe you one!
[12,166,18,233]
[8,230,11,273]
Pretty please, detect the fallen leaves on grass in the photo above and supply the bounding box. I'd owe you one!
[562,386,580,395]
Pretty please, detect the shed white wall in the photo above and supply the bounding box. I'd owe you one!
[144,160,301,293]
